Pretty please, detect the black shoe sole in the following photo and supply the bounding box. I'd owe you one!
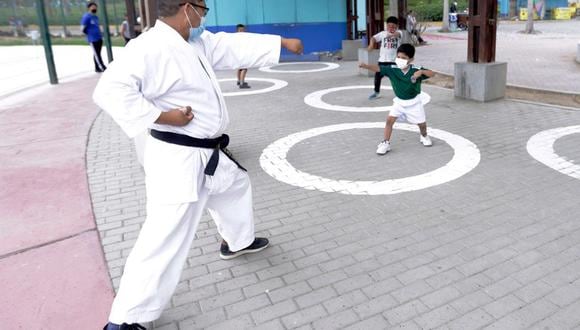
[220,241,269,260]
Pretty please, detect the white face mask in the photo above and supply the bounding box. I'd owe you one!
[395,58,408,69]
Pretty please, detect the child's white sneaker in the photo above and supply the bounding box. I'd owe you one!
[376,140,391,155]
[420,135,432,147]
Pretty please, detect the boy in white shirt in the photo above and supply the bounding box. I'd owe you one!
[368,16,401,100]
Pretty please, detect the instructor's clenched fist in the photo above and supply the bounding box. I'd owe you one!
[155,106,194,126]
[281,38,304,55]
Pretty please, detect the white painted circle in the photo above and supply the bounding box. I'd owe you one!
[304,85,431,112]
[260,122,480,195]
[219,78,288,97]
[527,125,580,180]
[259,62,339,73]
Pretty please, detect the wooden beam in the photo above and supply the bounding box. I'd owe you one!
[366,0,384,46]
[467,0,498,63]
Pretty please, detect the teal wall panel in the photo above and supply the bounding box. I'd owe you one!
[262,0,297,24]
[205,0,217,26]
[328,0,347,22]
[246,0,265,25]
[214,0,247,26]
[205,0,346,27]
[296,0,329,23]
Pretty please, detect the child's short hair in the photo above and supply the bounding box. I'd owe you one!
[397,43,415,58]
[386,16,399,25]
[236,24,245,29]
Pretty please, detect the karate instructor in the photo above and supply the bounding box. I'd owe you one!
[93,0,303,328]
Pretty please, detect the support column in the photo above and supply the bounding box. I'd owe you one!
[35,0,58,84]
[366,0,385,46]
[454,0,507,102]
[344,0,363,61]
[125,0,137,38]
[143,0,158,30]
[359,0,383,74]
[101,0,113,63]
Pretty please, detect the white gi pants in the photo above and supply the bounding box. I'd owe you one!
[108,136,255,324]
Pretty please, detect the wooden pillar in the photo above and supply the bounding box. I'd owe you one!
[397,0,407,31]
[142,0,157,30]
[455,0,506,102]
[366,0,384,46]
[347,0,359,40]
[467,0,498,63]
[150,0,158,27]
[125,0,137,38]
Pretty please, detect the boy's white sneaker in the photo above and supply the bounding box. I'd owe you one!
[420,135,433,147]
[376,140,391,155]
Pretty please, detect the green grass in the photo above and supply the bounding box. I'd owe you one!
[0,35,125,46]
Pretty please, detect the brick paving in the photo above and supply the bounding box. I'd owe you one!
[87,61,580,329]
[420,20,580,93]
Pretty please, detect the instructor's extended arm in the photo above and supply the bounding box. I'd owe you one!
[200,32,302,71]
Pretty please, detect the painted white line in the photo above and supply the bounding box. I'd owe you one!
[304,85,431,112]
[259,62,340,73]
[260,122,481,195]
[527,125,580,180]
[220,78,288,97]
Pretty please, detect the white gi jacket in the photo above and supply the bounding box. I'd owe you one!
[93,20,281,203]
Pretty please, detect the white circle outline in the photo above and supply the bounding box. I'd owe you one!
[260,122,481,195]
[304,85,431,112]
[259,62,340,73]
[219,78,288,97]
[527,125,580,180]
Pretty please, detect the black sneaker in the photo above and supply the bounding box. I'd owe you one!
[220,237,269,260]
[236,81,241,86]
[239,82,251,89]
[103,322,146,330]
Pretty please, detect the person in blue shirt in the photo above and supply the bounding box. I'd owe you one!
[81,2,107,72]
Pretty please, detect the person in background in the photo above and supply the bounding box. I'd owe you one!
[406,10,426,45]
[368,16,401,100]
[236,23,251,89]
[450,1,458,13]
[81,2,107,72]
[120,14,132,44]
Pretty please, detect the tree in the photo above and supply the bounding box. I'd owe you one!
[441,0,450,32]
[524,0,534,33]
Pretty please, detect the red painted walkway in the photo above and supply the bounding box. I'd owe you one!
[0,76,113,328]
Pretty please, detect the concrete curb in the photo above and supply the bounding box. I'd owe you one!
[426,70,580,109]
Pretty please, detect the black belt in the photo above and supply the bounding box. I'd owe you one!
[150,129,246,176]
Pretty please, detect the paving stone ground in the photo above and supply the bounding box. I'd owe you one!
[87,61,580,329]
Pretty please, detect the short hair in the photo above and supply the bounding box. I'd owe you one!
[87,2,97,8]
[386,16,399,25]
[158,0,184,17]
[236,24,245,29]
[397,43,415,58]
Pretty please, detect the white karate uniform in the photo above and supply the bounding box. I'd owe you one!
[92,20,281,324]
